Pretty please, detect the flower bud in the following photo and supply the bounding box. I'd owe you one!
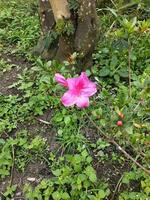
[118,112,124,119]
[117,120,123,126]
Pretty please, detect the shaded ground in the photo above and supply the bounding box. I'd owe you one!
[0,53,30,95]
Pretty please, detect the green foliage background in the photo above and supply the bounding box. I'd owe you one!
[0,0,150,199]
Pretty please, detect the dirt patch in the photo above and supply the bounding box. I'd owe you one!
[82,125,136,199]
[0,53,32,95]
[0,112,58,199]
[95,160,131,199]
[0,161,52,199]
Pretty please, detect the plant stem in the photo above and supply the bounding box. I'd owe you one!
[10,145,15,186]
[84,111,150,175]
[128,42,132,98]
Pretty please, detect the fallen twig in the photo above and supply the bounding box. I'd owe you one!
[110,140,150,174]
[84,111,150,175]
[37,118,51,125]
[110,174,124,200]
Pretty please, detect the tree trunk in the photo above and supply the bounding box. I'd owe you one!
[33,0,99,71]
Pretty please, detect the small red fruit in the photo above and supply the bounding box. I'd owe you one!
[117,120,123,126]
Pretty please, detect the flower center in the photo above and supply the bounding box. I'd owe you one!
[74,81,84,95]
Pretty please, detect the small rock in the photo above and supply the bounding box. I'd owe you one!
[16,192,22,196]
[27,177,36,182]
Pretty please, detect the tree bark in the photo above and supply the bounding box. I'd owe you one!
[49,0,71,21]
[33,0,99,71]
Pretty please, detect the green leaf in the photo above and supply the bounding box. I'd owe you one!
[0,139,5,145]
[144,187,150,195]
[118,69,128,78]
[112,39,129,50]
[106,7,118,17]
[52,191,61,200]
[99,68,110,77]
[110,55,118,68]
[125,126,133,135]
[130,53,137,61]
[62,192,70,199]
[64,116,71,125]
[52,169,61,177]
[81,149,88,159]
[98,190,107,199]
[114,74,120,82]
[84,166,97,183]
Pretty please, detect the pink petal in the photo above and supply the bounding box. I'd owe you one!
[80,72,97,96]
[67,77,80,90]
[67,72,89,90]
[80,72,90,84]
[61,91,77,107]
[76,96,89,108]
[55,73,68,87]
[81,82,97,97]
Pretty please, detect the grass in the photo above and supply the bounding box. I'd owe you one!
[0,0,150,199]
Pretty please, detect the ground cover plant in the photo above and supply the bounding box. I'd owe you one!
[0,0,150,199]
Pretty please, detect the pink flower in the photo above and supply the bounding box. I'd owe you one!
[55,73,68,87]
[55,72,97,108]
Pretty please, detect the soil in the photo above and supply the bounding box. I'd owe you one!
[0,52,31,95]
